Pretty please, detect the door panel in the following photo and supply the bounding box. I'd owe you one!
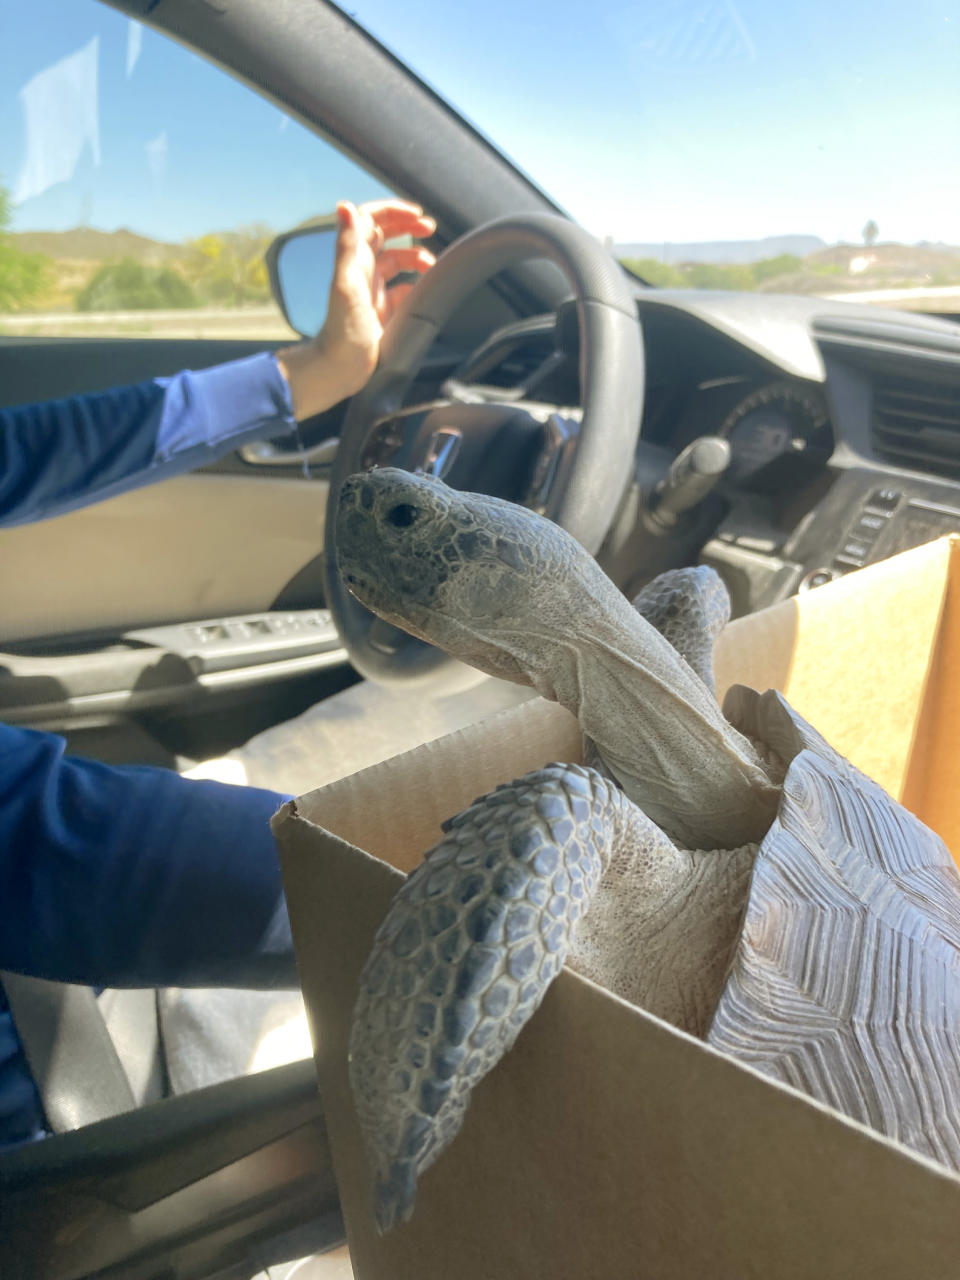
[0,472,328,643]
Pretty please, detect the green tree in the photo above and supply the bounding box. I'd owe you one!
[619,257,686,288]
[684,262,756,290]
[185,226,272,306]
[75,258,197,311]
[750,254,803,284]
[0,184,51,311]
[863,220,879,247]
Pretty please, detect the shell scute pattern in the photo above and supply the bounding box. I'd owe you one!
[349,764,617,1231]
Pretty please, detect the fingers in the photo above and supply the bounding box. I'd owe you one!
[359,198,437,241]
[376,245,436,281]
[333,201,364,270]
[336,200,436,258]
[329,198,436,344]
[334,203,436,281]
[375,252,433,327]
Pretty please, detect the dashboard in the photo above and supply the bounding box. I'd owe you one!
[455,288,960,618]
[635,290,960,614]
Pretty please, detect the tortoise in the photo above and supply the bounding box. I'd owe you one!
[335,466,960,1233]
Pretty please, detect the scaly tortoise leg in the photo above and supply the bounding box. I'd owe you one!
[630,565,730,696]
[349,763,664,1232]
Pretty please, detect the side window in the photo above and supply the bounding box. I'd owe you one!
[0,0,392,339]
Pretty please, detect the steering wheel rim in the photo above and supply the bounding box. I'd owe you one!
[324,212,645,684]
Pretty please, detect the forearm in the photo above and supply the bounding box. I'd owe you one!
[276,333,374,421]
[0,352,297,528]
[0,724,296,990]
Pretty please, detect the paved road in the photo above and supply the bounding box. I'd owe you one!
[0,305,296,341]
[3,288,958,342]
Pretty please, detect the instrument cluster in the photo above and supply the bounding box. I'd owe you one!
[653,376,836,495]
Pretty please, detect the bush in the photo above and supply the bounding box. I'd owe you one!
[75,259,197,311]
[0,183,51,310]
[0,240,51,310]
[683,262,756,290]
[185,230,272,306]
[750,254,802,284]
[929,262,960,287]
[619,257,686,288]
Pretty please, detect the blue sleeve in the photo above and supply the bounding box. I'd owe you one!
[0,352,297,528]
[0,723,297,990]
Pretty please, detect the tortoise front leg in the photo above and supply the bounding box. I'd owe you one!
[348,763,650,1232]
[630,565,730,697]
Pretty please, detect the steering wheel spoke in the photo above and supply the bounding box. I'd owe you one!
[522,411,581,514]
[361,400,463,477]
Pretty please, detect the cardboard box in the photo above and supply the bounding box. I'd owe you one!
[274,535,960,1279]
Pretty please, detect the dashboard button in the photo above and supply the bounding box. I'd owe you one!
[840,539,870,563]
[854,513,887,535]
[865,488,901,514]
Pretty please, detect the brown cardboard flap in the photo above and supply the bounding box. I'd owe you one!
[294,699,581,873]
[902,537,960,854]
[716,535,953,805]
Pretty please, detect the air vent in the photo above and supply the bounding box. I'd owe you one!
[872,373,960,476]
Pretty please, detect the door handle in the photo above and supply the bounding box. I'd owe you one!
[239,436,339,468]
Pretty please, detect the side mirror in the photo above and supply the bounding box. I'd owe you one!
[265,215,339,339]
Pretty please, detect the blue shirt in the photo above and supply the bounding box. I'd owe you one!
[0,353,303,1147]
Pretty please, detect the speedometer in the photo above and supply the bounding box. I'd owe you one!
[718,382,831,484]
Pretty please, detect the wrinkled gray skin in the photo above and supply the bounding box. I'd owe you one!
[337,469,782,1232]
[338,470,779,851]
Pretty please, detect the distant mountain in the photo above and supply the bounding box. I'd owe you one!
[614,235,827,265]
[9,226,180,262]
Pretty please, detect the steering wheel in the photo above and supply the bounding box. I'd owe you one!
[323,212,645,683]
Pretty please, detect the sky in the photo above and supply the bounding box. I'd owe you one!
[1,0,958,247]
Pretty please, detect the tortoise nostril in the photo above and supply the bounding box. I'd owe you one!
[386,502,420,529]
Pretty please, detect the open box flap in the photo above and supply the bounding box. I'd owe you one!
[902,538,960,852]
[293,700,582,871]
[715,534,955,813]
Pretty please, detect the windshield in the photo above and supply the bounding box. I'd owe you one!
[352,0,960,311]
[1,0,957,328]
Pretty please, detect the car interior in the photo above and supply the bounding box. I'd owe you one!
[2,0,960,1276]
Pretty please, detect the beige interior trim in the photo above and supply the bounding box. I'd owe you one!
[0,474,328,642]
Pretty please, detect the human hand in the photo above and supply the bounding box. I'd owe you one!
[277,199,436,420]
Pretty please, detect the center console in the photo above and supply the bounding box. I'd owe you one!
[703,468,960,617]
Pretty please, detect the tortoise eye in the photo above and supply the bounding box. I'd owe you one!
[386,503,420,528]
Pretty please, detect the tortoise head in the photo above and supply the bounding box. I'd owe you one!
[336,469,595,684]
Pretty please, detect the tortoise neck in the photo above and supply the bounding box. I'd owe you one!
[505,586,780,850]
